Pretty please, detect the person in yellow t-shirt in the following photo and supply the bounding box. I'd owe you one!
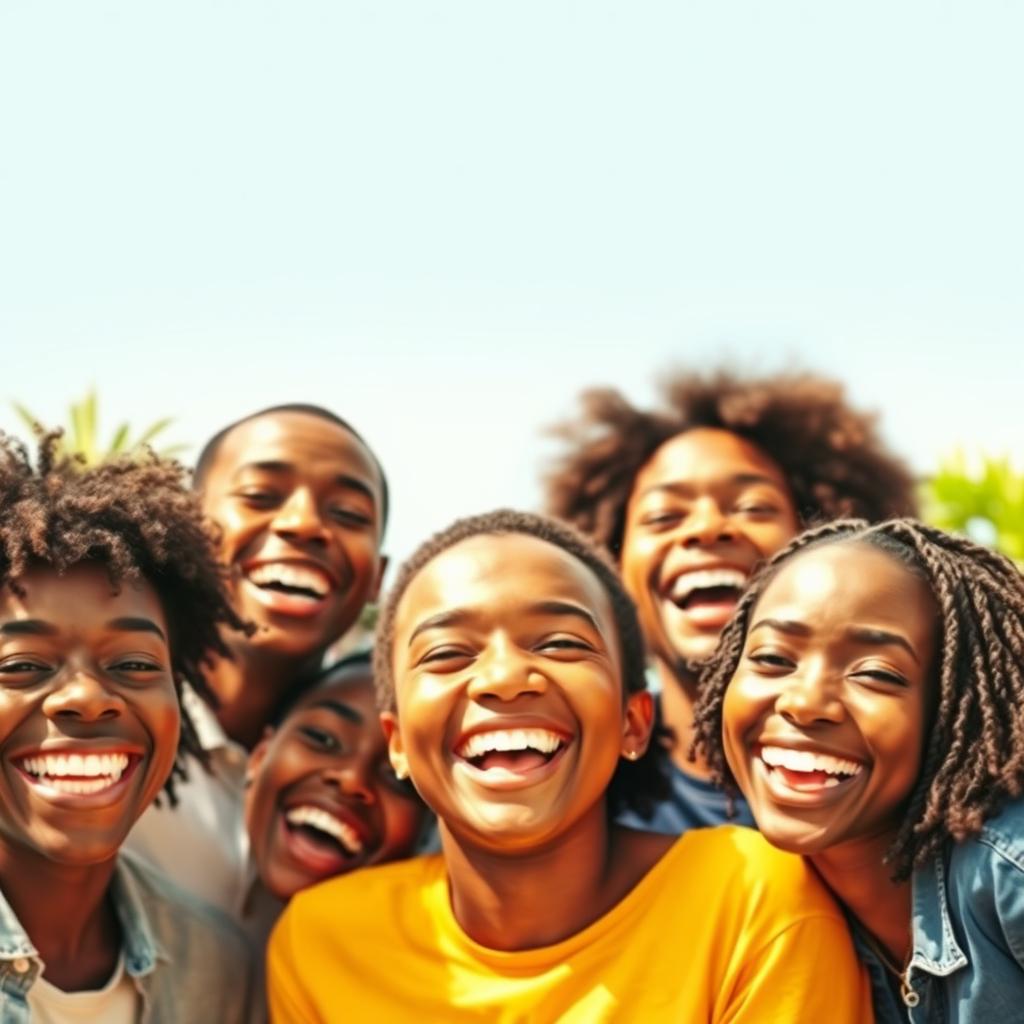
[268,510,873,1023]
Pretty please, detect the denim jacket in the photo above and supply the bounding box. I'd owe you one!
[857,796,1024,1023]
[0,850,252,1024]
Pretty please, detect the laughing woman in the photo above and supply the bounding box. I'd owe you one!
[268,510,872,1022]
[695,518,1024,1023]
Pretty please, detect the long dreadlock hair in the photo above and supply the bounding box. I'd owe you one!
[694,517,1024,880]
[0,431,248,803]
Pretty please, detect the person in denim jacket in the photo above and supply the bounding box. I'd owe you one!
[0,434,251,1023]
[696,517,1024,1023]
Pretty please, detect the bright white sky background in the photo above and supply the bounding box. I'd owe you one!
[1,1,1021,569]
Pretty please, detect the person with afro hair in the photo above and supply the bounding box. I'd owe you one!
[545,368,916,835]
[0,432,251,1022]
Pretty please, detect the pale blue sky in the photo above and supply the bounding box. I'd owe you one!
[2,1,1021,566]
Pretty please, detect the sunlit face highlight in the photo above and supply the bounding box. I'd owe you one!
[722,542,939,855]
[384,534,651,854]
[620,428,799,671]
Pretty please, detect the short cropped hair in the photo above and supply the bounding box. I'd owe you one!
[545,369,917,557]
[373,509,668,818]
[0,431,246,802]
[193,403,389,531]
[694,518,1024,880]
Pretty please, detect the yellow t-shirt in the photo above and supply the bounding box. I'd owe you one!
[268,827,873,1023]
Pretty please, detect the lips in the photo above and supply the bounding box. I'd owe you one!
[753,742,866,803]
[661,565,750,630]
[11,747,144,807]
[275,797,375,880]
[453,723,572,789]
[240,558,339,618]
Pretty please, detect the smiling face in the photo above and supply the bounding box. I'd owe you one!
[722,541,939,854]
[244,669,425,901]
[0,563,180,868]
[620,428,800,671]
[384,534,651,854]
[200,411,386,660]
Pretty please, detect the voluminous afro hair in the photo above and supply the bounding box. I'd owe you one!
[0,432,247,802]
[545,369,918,557]
[373,509,668,820]
[693,518,1024,880]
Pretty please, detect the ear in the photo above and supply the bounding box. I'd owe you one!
[621,690,655,761]
[370,555,389,603]
[380,710,410,781]
[246,728,275,786]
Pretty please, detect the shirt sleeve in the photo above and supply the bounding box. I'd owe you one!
[992,845,1024,967]
[267,904,321,1024]
[717,914,875,1024]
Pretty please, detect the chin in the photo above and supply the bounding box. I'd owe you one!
[756,816,834,856]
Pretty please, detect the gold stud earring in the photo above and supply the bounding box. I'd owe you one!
[395,765,409,780]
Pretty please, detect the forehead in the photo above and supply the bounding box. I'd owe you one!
[396,533,615,632]
[0,563,167,631]
[205,412,381,490]
[290,670,375,718]
[633,427,789,495]
[755,542,937,631]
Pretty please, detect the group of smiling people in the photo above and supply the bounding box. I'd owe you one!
[0,370,1022,1024]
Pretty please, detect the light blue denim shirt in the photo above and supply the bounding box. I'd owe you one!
[0,850,252,1024]
[857,795,1024,1023]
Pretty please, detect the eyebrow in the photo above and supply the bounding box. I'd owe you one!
[107,617,168,642]
[309,698,363,725]
[406,600,600,647]
[0,617,167,642]
[749,618,919,662]
[234,461,378,509]
[638,473,784,501]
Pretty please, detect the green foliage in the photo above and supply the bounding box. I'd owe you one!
[11,390,188,466]
[922,452,1024,563]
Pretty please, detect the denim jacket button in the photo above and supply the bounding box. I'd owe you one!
[12,958,30,973]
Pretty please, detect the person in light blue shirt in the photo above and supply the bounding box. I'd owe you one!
[698,517,1024,1022]
[545,369,917,834]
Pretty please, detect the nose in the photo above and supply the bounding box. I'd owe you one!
[322,762,376,805]
[466,636,547,703]
[42,668,125,722]
[774,664,845,727]
[271,487,329,546]
[678,497,736,548]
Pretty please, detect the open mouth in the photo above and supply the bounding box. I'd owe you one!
[758,744,864,794]
[15,752,140,797]
[454,728,568,782]
[280,803,367,875]
[666,568,747,628]
[243,561,336,616]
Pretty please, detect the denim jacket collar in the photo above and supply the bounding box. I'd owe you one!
[0,857,167,992]
[908,853,968,979]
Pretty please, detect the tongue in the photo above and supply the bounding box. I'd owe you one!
[776,767,838,790]
[477,750,548,773]
[681,586,740,628]
[284,822,351,874]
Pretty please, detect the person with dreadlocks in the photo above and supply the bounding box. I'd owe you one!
[545,369,916,835]
[268,510,872,1022]
[0,432,251,1022]
[694,517,1024,1022]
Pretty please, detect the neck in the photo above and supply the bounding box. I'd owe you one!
[655,660,712,779]
[206,639,324,750]
[810,830,912,964]
[441,806,633,951]
[0,845,120,990]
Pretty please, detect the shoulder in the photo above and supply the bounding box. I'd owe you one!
[118,850,251,968]
[970,794,1024,872]
[665,827,843,919]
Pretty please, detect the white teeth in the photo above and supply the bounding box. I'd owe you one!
[760,745,863,778]
[247,563,330,597]
[285,804,364,855]
[20,753,129,781]
[669,569,748,603]
[456,728,564,760]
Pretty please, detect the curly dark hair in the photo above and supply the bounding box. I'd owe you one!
[0,431,247,803]
[544,369,918,557]
[693,518,1024,880]
[373,509,668,819]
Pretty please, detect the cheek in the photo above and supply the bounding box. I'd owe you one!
[721,677,761,775]
[862,699,929,796]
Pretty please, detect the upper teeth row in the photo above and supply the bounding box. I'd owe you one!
[248,563,330,596]
[21,753,129,779]
[761,745,863,777]
[286,804,364,854]
[670,568,747,602]
[457,728,564,759]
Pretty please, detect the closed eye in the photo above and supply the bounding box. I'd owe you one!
[0,658,50,674]
[234,489,280,509]
[852,668,907,687]
[747,651,796,671]
[299,725,343,752]
[536,636,595,655]
[110,658,163,673]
